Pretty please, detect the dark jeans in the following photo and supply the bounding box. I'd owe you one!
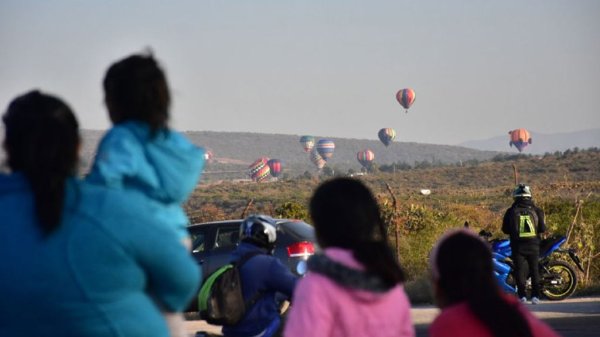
[513,243,541,298]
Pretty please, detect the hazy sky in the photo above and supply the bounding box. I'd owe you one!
[1,0,599,145]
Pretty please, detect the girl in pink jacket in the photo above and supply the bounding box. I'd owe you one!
[428,229,560,337]
[284,178,415,337]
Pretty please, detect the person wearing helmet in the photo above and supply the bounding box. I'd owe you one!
[502,184,547,305]
[221,215,299,337]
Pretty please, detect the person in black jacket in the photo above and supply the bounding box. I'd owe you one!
[502,184,547,304]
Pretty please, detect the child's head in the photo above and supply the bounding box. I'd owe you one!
[309,177,405,286]
[309,177,385,249]
[429,229,494,307]
[103,52,170,132]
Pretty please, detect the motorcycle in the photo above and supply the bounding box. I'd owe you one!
[479,230,584,301]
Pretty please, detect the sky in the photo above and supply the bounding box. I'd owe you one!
[1,0,599,145]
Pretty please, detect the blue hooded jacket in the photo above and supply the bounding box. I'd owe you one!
[87,121,205,238]
[0,174,201,337]
[222,242,298,337]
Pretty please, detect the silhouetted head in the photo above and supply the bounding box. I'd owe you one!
[310,177,385,249]
[3,90,79,233]
[430,229,494,307]
[103,52,170,132]
[310,178,406,286]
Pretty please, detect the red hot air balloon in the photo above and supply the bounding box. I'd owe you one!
[508,128,532,152]
[267,159,283,178]
[357,149,375,169]
[378,128,396,147]
[396,88,416,113]
[248,157,271,182]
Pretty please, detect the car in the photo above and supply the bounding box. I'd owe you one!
[187,219,317,279]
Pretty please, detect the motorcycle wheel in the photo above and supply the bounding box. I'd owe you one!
[542,260,577,301]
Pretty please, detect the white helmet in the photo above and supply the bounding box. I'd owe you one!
[240,215,277,250]
[513,184,532,199]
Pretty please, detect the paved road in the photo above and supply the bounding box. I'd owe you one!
[412,297,600,337]
[186,296,600,337]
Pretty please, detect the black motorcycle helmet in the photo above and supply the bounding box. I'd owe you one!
[239,214,277,252]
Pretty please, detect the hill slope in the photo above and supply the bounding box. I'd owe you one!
[74,130,500,179]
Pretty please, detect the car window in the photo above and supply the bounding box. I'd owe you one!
[279,221,315,239]
[215,226,240,249]
[191,231,206,253]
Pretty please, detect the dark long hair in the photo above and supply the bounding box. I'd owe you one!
[433,231,533,337]
[309,177,405,287]
[103,52,170,133]
[3,90,79,234]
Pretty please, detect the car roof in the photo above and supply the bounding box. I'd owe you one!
[187,218,307,229]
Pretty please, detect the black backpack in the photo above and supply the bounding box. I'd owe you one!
[514,206,539,239]
[197,252,263,325]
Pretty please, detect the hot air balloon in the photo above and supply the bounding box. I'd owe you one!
[299,135,315,153]
[357,149,375,169]
[267,159,283,178]
[316,139,335,161]
[396,88,416,113]
[248,157,270,182]
[378,128,396,147]
[310,149,326,170]
[508,128,532,152]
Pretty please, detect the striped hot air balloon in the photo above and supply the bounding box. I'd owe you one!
[267,159,283,178]
[299,135,315,153]
[396,88,416,113]
[378,128,396,147]
[316,139,335,161]
[310,149,326,170]
[248,157,271,182]
[357,149,375,169]
[508,128,532,152]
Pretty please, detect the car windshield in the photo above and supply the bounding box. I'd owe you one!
[279,221,314,239]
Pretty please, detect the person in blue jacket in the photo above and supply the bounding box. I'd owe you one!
[87,52,205,248]
[222,215,299,337]
[86,53,205,336]
[0,90,200,337]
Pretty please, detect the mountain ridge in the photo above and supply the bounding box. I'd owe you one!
[78,130,500,180]
[459,128,600,154]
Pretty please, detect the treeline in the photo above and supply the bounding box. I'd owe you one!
[185,148,600,290]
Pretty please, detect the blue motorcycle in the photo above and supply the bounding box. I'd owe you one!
[479,230,584,301]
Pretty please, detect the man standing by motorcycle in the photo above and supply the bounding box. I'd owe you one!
[502,184,547,305]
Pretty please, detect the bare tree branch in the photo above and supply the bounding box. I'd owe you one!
[240,199,254,219]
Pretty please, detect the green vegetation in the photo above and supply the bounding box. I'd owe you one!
[186,148,600,298]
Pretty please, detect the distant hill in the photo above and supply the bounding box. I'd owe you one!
[74,130,499,180]
[0,128,500,179]
[7,129,600,180]
[459,128,600,154]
